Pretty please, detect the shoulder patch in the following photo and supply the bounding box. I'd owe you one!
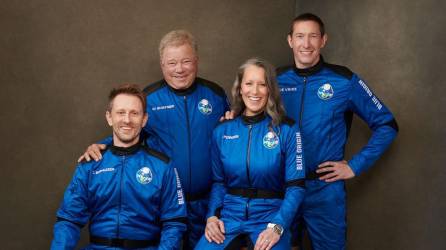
[143,80,166,95]
[197,77,226,97]
[276,65,294,75]
[324,63,354,80]
[142,146,170,164]
[281,116,296,126]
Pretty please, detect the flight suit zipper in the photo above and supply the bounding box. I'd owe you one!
[299,77,307,130]
[245,124,253,219]
[116,155,125,238]
[183,96,192,194]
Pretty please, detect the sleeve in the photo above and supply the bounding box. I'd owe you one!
[206,129,227,219]
[158,166,187,250]
[98,136,112,145]
[51,165,90,250]
[347,75,399,176]
[271,124,306,230]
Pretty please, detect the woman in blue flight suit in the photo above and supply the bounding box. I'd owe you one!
[195,58,306,250]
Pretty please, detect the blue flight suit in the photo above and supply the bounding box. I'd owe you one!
[195,113,306,250]
[51,141,187,250]
[143,78,230,249]
[277,57,398,249]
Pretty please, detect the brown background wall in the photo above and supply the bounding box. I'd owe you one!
[0,0,444,249]
[294,0,446,249]
[0,1,295,249]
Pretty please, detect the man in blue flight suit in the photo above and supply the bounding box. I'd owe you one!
[277,13,399,249]
[78,30,230,249]
[51,84,187,249]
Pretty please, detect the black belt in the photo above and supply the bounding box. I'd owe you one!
[228,188,284,199]
[185,191,208,202]
[90,235,159,249]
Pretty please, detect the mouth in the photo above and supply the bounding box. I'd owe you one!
[299,50,314,55]
[119,126,134,132]
[248,96,262,102]
[173,75,188,80]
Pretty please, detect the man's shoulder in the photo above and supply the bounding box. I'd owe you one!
[141,146,171,164]
[143,79,167,96]
[276,65,295,76]
[323,62,354,80]
[196,77,226,98]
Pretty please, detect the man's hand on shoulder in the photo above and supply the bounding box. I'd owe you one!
[316,160,355,182]
[219,110,235,122]
[77,144,107,162]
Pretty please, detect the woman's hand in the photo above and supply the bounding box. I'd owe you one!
[254,227,280,250]
[205,216,226,244]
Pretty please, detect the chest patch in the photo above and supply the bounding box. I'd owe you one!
[198,99,212,115]
[263,131,279,149]
[317,83,334,100]
[136,167,153,185]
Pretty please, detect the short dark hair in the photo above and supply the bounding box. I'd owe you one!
[289,13,325,36]
[108,83,146,112]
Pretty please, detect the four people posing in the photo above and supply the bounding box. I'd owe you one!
[53,13,398,250]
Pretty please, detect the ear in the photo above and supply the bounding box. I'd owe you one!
[321,34,328,48]
[106,111,113,126]
[287,34,293,48]
[142,113,148,128]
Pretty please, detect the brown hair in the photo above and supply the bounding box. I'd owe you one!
[108,83,146,112]
[289,13,325,36]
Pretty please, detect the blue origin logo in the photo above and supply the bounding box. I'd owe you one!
[317,83,334,100]
[136,167,153,184]
[263,131,279,149]
[198,99,212,115]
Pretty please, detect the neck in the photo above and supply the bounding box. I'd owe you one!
[113,135,140,148]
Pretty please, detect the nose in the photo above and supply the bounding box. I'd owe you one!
[123,113,131,123]
[252,84,259,94]
[303,36,310,48]
[174,62,185,73]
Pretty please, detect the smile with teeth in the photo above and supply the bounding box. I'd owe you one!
[248,96,262,101]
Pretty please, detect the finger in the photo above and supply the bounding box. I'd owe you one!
[325,175,341,182]
[316,166,334,173]
[208,224,225,243]
[85,154,91,162]
[218,220,225,234]
[318,161,334,168]
[77,155,84,163]
[319,171,338,181]
[254,234,266,250]
[99,144,107,150]
[205,230,212,242]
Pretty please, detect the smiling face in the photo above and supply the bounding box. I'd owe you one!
[240,65,269,116]
[287,20,327,69]
[106,94,148,147]
[160,44,198,90]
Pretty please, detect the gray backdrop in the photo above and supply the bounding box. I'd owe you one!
[295,0,446,249]
[0,0,444,249]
